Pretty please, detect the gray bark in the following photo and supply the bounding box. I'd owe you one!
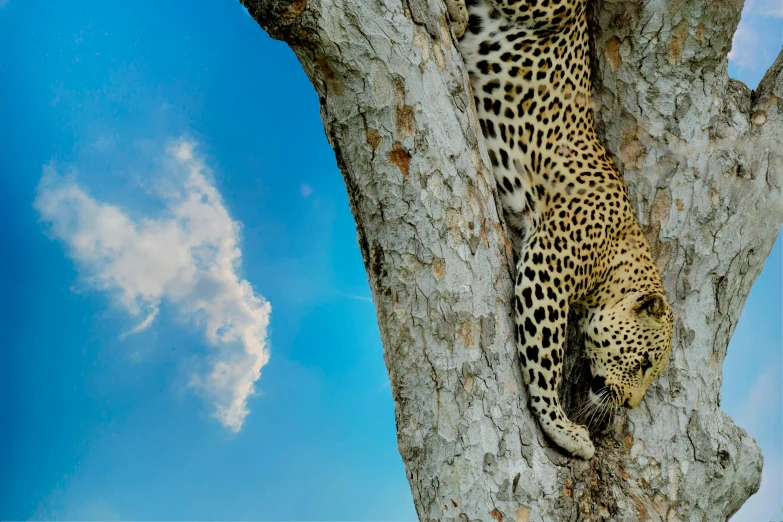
[242,0,783,520]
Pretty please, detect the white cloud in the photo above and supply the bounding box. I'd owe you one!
[744,0,783,18]
[92,135,114,151]
[333,291,374,303]
[35,139,271,432]
[300,183,313,198]
[120,309,159,339]
[731,0,782,71]
[731,371,780,437]
[728,21,761,69]
[71,498,123,521]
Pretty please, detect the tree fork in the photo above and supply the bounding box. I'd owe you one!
[242,0,782,520]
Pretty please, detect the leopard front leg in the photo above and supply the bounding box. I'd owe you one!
[515,244,594,459]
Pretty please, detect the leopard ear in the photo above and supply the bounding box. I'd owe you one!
[635,293,668,323]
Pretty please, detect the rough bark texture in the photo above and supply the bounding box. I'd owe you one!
[243,0,783,520]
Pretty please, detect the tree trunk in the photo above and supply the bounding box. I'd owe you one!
[242,0,783,520]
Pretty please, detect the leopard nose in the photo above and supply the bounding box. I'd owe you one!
[624,395,643,409]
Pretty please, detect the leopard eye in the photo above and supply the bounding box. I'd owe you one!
[640,359,653,372]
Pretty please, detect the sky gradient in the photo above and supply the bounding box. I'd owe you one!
[1,0,780,520]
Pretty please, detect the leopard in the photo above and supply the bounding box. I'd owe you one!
[444,0,675,459]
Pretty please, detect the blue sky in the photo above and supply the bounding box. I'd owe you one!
[0,0,779,520]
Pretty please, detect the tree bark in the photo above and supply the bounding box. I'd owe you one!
[242,0,783,520]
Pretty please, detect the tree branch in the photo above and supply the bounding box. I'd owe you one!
[589,0,744,182]
[754,48,783,194]
[757,46,783,102]
[242,0,309,42]
[244,0,770,520]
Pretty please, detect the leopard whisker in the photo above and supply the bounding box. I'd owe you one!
[573,385,607,421]
[574,392,600,420]
[587,389,609,428]
[591,391,613,429]
[599,397,613,427]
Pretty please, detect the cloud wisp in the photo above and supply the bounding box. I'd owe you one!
[744,0,783,18]
[731,370,780,438]
[728,21,760,69]
[730,0,782,71]
[35,140,271,432]
[727,368,782,521]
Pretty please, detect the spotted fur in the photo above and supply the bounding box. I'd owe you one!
[450,0,674,459]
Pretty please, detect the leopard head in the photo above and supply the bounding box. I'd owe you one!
[582,291,674,410]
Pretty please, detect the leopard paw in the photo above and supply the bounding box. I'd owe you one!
[541,418,595,460]
[566,424,595,460]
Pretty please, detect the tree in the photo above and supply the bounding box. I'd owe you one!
[242,0,782,520]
